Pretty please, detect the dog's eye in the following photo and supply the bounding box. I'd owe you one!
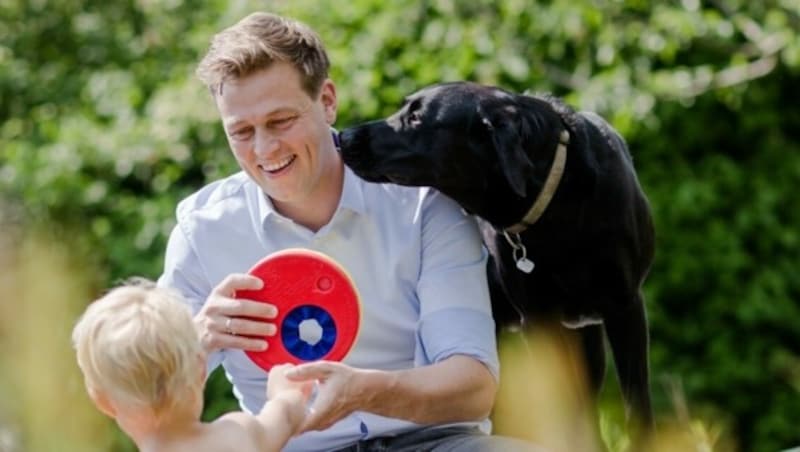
[408,110,422,127]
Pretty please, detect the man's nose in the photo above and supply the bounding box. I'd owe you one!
[254,129,279,157]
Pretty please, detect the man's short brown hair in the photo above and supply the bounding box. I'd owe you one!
[196,12,330,97]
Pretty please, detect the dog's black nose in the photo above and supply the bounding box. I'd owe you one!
[338,128,367,155]
[338,127,374,173]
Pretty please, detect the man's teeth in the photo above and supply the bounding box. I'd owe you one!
[262,156,295,172]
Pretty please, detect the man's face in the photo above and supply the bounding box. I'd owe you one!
[214,62,338,208]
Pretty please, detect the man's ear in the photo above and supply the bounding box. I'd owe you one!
[320,79,338,125]
[479,102,533,198]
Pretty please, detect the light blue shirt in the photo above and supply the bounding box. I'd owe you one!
[158,165,498,452]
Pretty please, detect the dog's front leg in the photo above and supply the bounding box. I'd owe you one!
[603,290,654,429]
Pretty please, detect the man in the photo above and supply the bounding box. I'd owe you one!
[159,11,540,451]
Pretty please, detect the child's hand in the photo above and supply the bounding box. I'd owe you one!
[267,363,314,403]
[258,364,315,439]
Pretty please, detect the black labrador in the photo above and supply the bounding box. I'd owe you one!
[339,82,655,427]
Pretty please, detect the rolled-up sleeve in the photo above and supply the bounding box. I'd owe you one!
[414,190,499,379]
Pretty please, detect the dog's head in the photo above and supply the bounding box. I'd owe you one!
[340,82,561,222]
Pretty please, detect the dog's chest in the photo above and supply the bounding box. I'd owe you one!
[483,226,602,319]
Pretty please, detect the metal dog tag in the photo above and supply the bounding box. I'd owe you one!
[516,257,535,273]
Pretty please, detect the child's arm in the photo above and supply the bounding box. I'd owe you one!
[215,364,312,452]
[252,386,309,451]
[253,364,314,451]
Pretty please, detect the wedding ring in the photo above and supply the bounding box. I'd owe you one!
[225,317,235,335]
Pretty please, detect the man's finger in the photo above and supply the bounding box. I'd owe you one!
[212,273,264,296]
[210,296,277,319]
[286,361,334,381]
[300,407,324,432]
[302,394,335,432]
[230,298,278,319]
[223,315,278,337]
[215,334,268,352]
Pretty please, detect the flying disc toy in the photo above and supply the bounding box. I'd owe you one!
[235,249,362,371]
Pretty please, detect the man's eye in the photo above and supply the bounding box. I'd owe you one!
[230,128,253,140]
[268,116,298,128]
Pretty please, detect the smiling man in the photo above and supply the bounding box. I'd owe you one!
[158,12,541,452]
[216,61,342,231]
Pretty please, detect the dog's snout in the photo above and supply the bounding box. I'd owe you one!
[338,127,362,151]
[338,127,370,162]
[339,120,396,160]
[338,125,377,173]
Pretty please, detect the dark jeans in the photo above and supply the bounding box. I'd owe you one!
[331,426,546,452]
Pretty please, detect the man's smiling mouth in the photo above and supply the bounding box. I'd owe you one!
[260,155,297,174]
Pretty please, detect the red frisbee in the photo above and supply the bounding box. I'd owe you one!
[235,248,361,371]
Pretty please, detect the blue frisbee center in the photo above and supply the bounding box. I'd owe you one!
[282,304,337,360]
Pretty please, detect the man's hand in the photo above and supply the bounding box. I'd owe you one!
[286,361,382,432]
[194,273,278,354]
[287,356,495,431]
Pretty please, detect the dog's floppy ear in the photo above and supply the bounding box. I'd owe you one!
[479,102,534,198]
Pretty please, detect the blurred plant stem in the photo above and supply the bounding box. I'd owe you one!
[0,213,114,452]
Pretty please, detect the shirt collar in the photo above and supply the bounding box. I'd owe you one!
[340,164,366,215]
[256,163,366,227]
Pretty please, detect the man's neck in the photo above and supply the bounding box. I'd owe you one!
[273,157,345,233]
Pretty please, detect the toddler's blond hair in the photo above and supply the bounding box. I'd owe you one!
[72,278,202,416]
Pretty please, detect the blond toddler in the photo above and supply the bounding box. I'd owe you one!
[72,278,311,451]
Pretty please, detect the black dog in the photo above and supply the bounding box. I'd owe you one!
[339,82,655,427]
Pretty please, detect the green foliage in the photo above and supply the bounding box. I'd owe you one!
[2,0,799,450]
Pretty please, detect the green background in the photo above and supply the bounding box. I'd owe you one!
[1,0,799,451]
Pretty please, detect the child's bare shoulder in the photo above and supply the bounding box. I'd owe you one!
[149,420,260,452]
[209,412,269,450]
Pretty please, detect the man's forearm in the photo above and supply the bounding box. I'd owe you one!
[359,355,497,424]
